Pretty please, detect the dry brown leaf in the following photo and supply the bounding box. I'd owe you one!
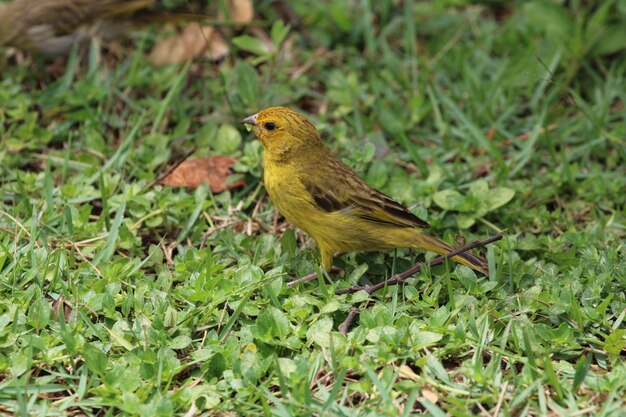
[397,365,419,381]
[421,389,439,404]
[149,23,229,65]
[158,156,245,193]
[228,0,254,24]
[149,0,253,65]
[202,29,229,61]
[53,297,73,323]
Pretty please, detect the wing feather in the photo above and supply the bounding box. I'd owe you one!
[302,154,429,229]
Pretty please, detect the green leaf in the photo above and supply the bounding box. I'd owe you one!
[486,187,515,211]
[572,354,591,392]
[329,1,352,32]
[420,397,447,417]
[240,350,262,383]
[604,329,626,355]
[362,143,376,163]
[432,189,464,210]
[270,20,290,47]
[456,213,476,229]
[573,354,591,391]
[410,331,443,350]
[213,124,242,154]
[543,354,564,400]
[27,298,52,330]
[169,335,192,350]
[280,229,297,256]
[235,62,259,106]
[253,306,290,343]
[306,317,333,348]
[232,35,270,56]
[468,179,490,201]
[523,0,574,40]
[425,355,450,383]
[455,266,477,290]
[93,200,126,266]
[591,25,626,56]
[206,353,226,379]
[83,344,108,375]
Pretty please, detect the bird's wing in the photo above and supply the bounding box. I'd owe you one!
[302,155,429,229]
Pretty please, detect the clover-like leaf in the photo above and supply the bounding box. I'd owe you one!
[432,189,465,211]
[306,317,333,348]
[457,213,476,229]
[486,187,516,211]
[434,180,514,228]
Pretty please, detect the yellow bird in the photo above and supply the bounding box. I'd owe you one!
[243,106,488,275]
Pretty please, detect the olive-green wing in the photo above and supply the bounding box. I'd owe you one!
[302,155,429,229]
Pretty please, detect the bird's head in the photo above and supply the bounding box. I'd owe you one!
[242,106,322,159]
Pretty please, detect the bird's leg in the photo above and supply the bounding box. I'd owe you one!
[321,249,334,272]
[286,251,344,287]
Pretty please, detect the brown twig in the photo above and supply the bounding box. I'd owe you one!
[338,307,360,335]
[146,147,197,189]
[334,231,505,332]
[287,271,318,287]
[335,231,505,295]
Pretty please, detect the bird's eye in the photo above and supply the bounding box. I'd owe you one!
[264,122,276,131]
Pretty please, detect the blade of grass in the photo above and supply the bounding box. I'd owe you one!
[151,61,192,134]
[92,200,126,267]
[86,114,146,185]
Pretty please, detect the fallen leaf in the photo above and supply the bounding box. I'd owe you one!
[149,0,253,65]
[227,0,254,24]
[397,364,419,381]
[149,23,229,65]
[53,297,73,323]
[421,389,439,404]
[158,156,245,192]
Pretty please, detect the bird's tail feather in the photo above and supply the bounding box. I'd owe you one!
[414,233,488,275]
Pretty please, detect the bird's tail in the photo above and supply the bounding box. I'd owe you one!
[414,232,488,275]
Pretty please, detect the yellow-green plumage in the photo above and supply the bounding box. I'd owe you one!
[244,106,488,275]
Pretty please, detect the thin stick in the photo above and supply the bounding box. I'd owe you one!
[336,231,505,295]
[287,271,318,287]
[338,307,360,335]
[287,232,504,290]
[333,231,505,332]
[492,381,509,417]
[146,147,197,189]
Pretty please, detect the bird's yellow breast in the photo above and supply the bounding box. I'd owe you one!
[263,158,317,230]
[263,156,408,255]
[263,159,334,247]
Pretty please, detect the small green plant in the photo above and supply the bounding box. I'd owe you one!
[433,179,515,228]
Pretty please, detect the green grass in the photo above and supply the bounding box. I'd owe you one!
[1,1,626,416]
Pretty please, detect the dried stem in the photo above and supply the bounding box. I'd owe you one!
[336,230,505,295]
[334,230,505,332]
[287,271,318,287]
[338,307,360,334]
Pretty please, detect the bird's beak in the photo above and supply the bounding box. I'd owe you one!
[241,113,258,126]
